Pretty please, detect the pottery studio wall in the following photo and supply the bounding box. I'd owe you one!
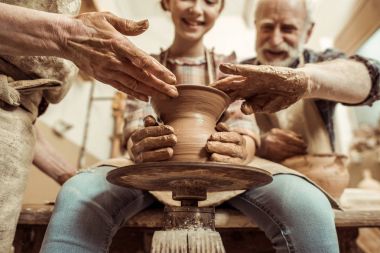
[23,0,372,203]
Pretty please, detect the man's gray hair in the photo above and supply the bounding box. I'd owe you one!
[253,0,316,25]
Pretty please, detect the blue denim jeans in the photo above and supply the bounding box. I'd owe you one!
[40,166,339,253]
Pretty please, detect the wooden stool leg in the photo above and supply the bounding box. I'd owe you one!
[13,225,46,253]
[338,228,364,253]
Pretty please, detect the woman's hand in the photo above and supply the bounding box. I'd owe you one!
[129,115,177,163]
[63,12,178,101]
[0,3,178,101]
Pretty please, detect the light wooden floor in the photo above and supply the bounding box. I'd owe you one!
[358,228,380,253]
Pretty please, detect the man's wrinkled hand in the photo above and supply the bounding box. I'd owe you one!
[206,123,248,164]
[258,128,307,162]
[63,12,178,101]
[130,115,177,163]
[211,64,310,114]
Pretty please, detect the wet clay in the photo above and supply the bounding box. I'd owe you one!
[282,154,350,199]
[151,85,230,161]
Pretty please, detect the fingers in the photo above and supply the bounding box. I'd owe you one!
[105,13,149,36]
[143,115,159,127]
[209,132,244,144]
[206,141,246,158]
[219,63,257,76]
[262,95,298,113]
[215,122,230,132]
[70,12,177,98]
[270,128,307,148]
[264,130,307,156]
[109,54,178,98]
[131,122,176,163]
[112,41,178,95]
[131,125,174,143]
[108,69,170,99]
[102,78,149,101]
[220,63,280,77]
[210,153,244,164]
[267,136,307,155]
[134,147,174,163]
[241,95,278,114]
[241,100,255,115]
[211,75,246,92]
[132,134,177,155]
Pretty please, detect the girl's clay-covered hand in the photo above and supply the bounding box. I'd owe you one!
[212,63,310,114]
[64,12,178,101]
[257,128,307,162]
[206,123,249,165]
[130,115,177,163]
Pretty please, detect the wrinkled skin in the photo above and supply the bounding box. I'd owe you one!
[212,63,310,114]
[206,122,249,164]
[63,12,178,101]
[257,128,307,162]
[130,115,177,163]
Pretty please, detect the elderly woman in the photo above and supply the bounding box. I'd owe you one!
[0,1,177,251]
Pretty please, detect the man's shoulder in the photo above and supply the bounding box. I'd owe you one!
[304,48,347,63]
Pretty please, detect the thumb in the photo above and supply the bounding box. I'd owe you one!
[143,115,159,127]
[215,122,230,132]
[219,63,253,76]
[106,14,149,36]
[219,63,240,75]
[241,100,255,115]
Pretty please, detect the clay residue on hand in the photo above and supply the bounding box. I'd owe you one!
[212,64,310,113]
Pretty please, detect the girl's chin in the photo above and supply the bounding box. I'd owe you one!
[178,32,204,42]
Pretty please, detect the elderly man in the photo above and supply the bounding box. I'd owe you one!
[37,1,377,253]
[214,0,379,161]
[0,1,177,251]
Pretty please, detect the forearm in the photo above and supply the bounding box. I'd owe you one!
[302,58,371,104]
[0,3,73,57]
[33,129,76,184]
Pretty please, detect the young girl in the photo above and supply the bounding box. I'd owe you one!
[124,0,258,165]
[40,1,257,251]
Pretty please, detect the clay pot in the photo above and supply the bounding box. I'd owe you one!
[151,85,230,162]
[282,154,350,199]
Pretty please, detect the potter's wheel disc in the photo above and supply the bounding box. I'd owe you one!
[106,161,272,192]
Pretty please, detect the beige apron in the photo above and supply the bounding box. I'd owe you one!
[256,99,332,154]
[0,1,80,251]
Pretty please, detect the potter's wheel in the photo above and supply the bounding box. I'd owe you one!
[107,161,272,193]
